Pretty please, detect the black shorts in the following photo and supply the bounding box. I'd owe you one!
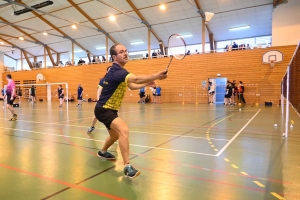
[139,92,145,98]
[6,94,16,105]
[225,94,232,98]
[59,94,64,99]
[156,94,161,96]
[94,107,118,130]
[152,93,156,96]
[209,91,215,94]
[77,96,82,100]
[31,94,35,97]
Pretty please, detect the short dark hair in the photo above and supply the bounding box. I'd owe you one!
[59,85,62,87]
[110,44,120,56]
[6,74,12,79]
[239,81,243,84]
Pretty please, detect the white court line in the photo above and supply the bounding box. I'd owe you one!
[0,118,229,141]
[216,109,261,157]
[1,126,216,156]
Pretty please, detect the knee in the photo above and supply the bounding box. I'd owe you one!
[119,128,129,139]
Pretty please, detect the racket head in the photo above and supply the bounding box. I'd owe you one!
[168,34,187,60]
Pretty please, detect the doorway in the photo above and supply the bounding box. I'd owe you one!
[208,77,227,104]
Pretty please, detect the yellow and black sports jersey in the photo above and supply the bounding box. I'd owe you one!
[96,63,131,110]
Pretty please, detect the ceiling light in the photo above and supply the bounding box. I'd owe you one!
[96,47,106,50]
[109,15,116,21]
[19,37,24,40]
[159,4,166,10]
[176,34,193,38]
[43,31,48,35]
[71,24,77,29]
[0,41,4,45]
[229,26,250,31]
[130,41,144,45]
[74,50,83,53]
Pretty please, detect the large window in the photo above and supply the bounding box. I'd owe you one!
[216,36,272,50]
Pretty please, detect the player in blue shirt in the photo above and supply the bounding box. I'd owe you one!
[94,44,167,178]
[75,84,83,106]
[155,85,162,104]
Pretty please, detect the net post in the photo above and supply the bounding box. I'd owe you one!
[255,84,259,106]
[66,83,69,113]
[285,66,290,138]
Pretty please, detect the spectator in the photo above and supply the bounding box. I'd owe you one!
[186,50,191,55]
[246,44,251,49]
[102,56,106,62]
[92,56,96,63]
[78,58,85,65]
[224,45,228,52]
[146,53,149,59]
[139,87,146,104]
[30,85,36,103]
[152,50,157,58]
[195,49,199,54]
[208,82,215,104]
[238,81,246,104]
[232,42,238,50]
[95,56,101,63]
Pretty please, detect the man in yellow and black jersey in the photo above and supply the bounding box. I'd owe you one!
[94,44,167,179]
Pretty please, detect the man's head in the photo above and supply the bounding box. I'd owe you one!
[110,44,128,66]
[6,74,12,80]
[78,84,81,87]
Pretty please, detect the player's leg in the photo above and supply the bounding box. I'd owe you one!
[87,115,97,133]
[7,97,17,120]
[109,117,140,178]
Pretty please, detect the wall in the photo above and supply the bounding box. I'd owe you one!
[272,0,300,46]
[2,45,297,104]
[0,51,3,89]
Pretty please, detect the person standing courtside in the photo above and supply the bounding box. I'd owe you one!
[76,84,84,107]
[30,85,36,103]
[238,81,246,104]
[53,85,64,107]
[94,44,167,178]
[87,67,111,134]
[5,74,18,121]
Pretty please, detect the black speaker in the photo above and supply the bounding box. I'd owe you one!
[265,101,272,106]
[13,103,19,107]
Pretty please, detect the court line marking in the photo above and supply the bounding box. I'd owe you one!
[1,126,217,156]
[216,109,261,157]
[231,164,238,169]
[241,172,248,175]
[0,163,125,200]
[270,192,285,200]
[253,181,265,188]
[0,118,229,141]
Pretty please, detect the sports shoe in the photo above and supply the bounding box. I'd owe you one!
[9,114,17,121]
[124,165,140,179]
[97,151,115,160]
[87,126,95,134]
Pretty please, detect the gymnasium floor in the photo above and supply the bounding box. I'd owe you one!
[0,101,299,200]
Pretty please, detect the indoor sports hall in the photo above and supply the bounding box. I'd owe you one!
[0,0,299,200]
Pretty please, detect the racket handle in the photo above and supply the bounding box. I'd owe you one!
[164,69,168,74]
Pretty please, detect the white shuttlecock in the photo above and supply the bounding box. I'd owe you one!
[290,124,293,128]
[282,133,286,137]
[239,108,241,111]
[274,124,277,127]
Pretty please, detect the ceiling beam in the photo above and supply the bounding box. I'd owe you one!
[194,0,212,34]
[273,0,288,7]
[4,53,17,61]
[22,50,33,69]
[67,0,117,44]
[0,36,34,57]
[125,0,164,46]
[10,1,91,54]
[0,17,57,54]
[45,45,55,66]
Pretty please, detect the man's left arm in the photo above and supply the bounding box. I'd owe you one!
[11,88,15,99]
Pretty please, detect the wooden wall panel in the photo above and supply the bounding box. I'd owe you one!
[2,45,297,104]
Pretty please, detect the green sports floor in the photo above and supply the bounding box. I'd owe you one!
[0,101,299,200]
